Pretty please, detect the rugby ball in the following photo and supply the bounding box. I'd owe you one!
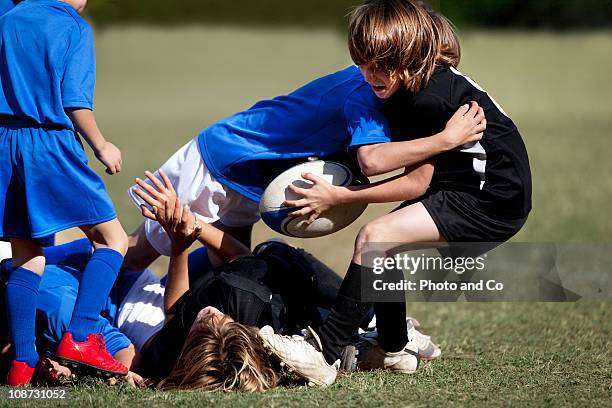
[259,160,368,238]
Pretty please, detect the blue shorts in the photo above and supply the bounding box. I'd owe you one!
[0,125,116,242]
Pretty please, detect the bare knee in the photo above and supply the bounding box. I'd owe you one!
[353,221,388,263]
[104,229,129,256]
[10,239,45,274]
[83,220,129,256]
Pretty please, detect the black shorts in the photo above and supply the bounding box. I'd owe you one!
[397,190,528,249]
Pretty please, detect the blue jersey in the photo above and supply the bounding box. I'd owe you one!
[197,66,391,201]
[0,0,16,16]
[0,0,95,130]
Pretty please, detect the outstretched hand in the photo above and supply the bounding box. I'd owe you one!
[283,172,342,225]
[132,170,202,252]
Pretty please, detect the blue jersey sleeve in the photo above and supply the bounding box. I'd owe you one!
[344,85,391,149]
[61,23,96,110]
[0,0,15,16]
[98,322,132,357]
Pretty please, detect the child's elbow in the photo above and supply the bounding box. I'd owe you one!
[416,183,430,198]
[359,161,379,177]
[357,146,383,177]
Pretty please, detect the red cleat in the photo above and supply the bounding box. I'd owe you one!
[55,333,128,378]
[6,360,36,386]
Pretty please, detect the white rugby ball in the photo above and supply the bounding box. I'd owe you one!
[259,160,368,238]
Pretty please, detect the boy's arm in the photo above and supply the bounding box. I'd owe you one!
[131,170,252,316]
[356,102,485,176]
[285,161,434,223]
[66,108,122,175]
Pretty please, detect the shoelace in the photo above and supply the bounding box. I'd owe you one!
[94,333,115,360]
[94,333,106,350]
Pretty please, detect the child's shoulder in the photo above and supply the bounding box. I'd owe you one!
[14,0,91,34]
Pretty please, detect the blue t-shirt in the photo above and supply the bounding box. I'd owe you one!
[0,0,95,130]
[0,0,16,16]
[197,66,391,202]
[35,264,130,357]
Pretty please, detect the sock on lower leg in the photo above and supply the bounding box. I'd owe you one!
[374,301,408,352]
[317,263,373,365]
[67,248,123,342]
[373,266,408,352]
[6,267,41,367]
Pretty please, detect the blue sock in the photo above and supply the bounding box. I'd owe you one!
[6,267,41,367]
[67,248,123,342]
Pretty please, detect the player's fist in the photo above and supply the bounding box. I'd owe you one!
[442,101,487,149]
[95,141,123,174]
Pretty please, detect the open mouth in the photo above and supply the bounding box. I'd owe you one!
[371,84,386,93]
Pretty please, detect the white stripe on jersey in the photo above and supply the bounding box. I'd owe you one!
[450,67,509,118]
[448,67,508,191]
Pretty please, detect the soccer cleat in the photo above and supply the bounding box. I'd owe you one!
[258,326,338,386]
[6,360,36,386]
[359,317,441,361]
[407,324,441,361]
[55,333,128,378]
[357,336,419,374]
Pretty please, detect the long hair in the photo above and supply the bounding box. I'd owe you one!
[426,7,461,67]
[157,317,279,392]
[348,0,459,92]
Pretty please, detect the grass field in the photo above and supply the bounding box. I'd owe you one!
[2,26,612,406]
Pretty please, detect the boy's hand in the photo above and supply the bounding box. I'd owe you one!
[132,170,202,252]
[283,173,342,225]
[95,141,123,175]
[108,371,146,388]
[442,101,487,149]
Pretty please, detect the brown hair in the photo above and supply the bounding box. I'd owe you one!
[158,318,279,392]
[427,8,461,67]
[348,0,459,92]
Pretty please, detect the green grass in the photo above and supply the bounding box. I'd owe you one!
[2,27,612,406]
[2,304,610,407]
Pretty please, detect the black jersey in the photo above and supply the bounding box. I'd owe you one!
[383,66,532,219]
[137,243,322,380]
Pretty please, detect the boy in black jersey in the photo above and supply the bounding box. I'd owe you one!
[263,0,532,385]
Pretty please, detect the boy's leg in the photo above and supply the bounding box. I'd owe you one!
[55,219,128,376]
[67,218,128,341]
[318,202,443,363]
[5,239,45,383]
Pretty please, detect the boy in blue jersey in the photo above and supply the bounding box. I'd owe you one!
[127,66,485,270]
[0,0,129,385]
[0,0,17,16]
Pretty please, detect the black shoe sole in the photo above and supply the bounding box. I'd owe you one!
[55,357,127,379]
[339,345,359,373]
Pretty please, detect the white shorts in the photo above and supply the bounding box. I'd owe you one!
[127,139,260,256]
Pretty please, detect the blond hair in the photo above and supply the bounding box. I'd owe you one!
[348,0,459,92]
[158,318,279,392]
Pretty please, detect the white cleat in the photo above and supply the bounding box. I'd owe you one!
[258,326,338,386]
[407,324,441,361]
[359,317,441,361]
[357,336,420,374]
[0,242,11,263]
